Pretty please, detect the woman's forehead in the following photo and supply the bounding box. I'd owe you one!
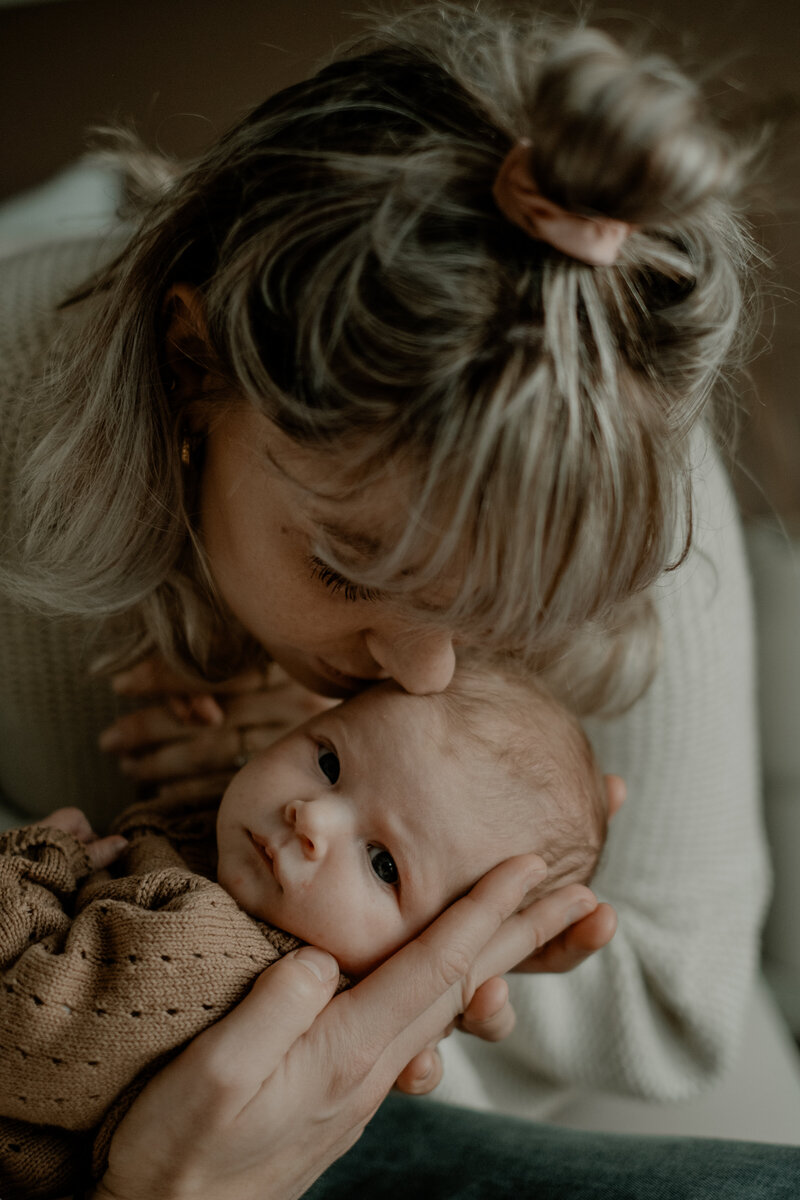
[261,415,416,524]
[254,409,471,611]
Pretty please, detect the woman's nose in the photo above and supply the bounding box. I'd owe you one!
[284,798,343,860]
[364,626,456,695]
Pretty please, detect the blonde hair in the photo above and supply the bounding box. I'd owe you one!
[2,3,760,713]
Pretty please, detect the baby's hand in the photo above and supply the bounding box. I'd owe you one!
[36,806,128,871]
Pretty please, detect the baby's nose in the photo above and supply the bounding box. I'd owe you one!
[284,798,343,860]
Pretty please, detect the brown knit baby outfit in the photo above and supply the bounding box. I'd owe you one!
[0,795,343,1200]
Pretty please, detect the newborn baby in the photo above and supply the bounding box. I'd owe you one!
[0,664,607,1200]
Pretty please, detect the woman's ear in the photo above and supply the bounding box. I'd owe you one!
[163,283,214,398]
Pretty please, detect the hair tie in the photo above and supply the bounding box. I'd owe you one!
[493,140,631,266]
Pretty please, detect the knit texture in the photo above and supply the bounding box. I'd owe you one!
[0,796,346,1200]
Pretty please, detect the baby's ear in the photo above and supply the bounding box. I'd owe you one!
[603,774,626,819]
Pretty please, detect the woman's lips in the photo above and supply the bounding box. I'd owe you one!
[311,662,376,691]
[313,656,386,691]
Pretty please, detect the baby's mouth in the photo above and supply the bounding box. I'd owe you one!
[248,831,283,889]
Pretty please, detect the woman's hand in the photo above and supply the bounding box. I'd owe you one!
[99,655,334,800]
[92,857,596,1200]
[35,807,128,872]
[393,897,617,1095]
[393,774,624,1094]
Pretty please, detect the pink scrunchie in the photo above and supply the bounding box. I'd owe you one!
[493,141,632,266]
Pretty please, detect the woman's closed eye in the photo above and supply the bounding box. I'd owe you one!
[317,746,340,783]
[368,845,399,886]
[308,555,381,604]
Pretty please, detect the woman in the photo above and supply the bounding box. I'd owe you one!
[1,6,794,1198]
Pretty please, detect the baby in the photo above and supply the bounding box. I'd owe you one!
[0,665,607,1200]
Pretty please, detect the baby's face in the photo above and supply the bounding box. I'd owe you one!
[216,685,522,975]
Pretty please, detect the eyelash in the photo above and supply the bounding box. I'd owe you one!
[308,555,380,603]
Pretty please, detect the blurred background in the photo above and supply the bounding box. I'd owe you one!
[1,0,798,1059]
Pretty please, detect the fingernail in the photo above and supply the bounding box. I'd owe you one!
[568,898,595,923]
[119,756,137,776]
[293,946,338,982]
[98,727,123,751]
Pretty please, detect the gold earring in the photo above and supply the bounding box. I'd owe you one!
[180,436,192,467]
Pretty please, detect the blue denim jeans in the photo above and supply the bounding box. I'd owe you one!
[304,1093,800,1198]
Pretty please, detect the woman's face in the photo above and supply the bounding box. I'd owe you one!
[198,404,458,698]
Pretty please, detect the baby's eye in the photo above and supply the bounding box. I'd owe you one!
[368,845,399,886]
[317,748,340,784]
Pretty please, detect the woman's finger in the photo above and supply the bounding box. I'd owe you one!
[158,773,237,802]
[110,654,271,699]
[110,655,197,697]
[344,854,547,1070]
[101,689,331,764]
[604,773,626,818]
[472,883,599,983]
[118,727,245,781]
[224,688,336,727]
[183,947,341,1102]
[457,976,515,1043]
[99,705,192,753]
[513,900,618,974]
[167,693,226,726]
[393,1047,444,1095]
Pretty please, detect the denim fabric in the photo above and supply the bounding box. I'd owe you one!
[304,1093,800,1198]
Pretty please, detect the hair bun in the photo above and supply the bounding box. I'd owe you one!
[522,28,736,225]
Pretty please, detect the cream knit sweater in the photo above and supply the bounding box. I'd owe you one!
[0,237,771,1127]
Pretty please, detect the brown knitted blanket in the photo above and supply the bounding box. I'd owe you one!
[0,796,342,1200]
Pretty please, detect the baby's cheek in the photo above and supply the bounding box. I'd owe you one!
[335,911,413,977]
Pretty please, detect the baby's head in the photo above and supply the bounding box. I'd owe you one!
[216,665,607,976]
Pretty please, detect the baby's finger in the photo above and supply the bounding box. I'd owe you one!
[84,835,128,872]
[37,807,95,842]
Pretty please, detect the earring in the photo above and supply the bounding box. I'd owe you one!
[180,436,192,467]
